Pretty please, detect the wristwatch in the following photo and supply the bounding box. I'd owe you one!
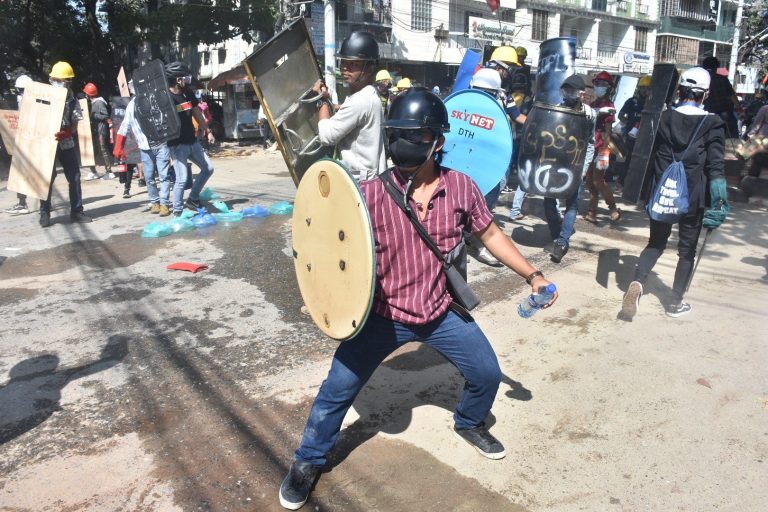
[525,270,544,285]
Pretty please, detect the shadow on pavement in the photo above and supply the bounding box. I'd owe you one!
[0,335,129,445]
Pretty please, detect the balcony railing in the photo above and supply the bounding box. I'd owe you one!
[576,47,592,60]
[540,0,652,20]
[447,34,484,51]
[659,17,734,42]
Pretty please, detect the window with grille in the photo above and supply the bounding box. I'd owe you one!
[532,10,549,41]
[635,27,648,52]
[500,9,515,23]
[412,0,432,31]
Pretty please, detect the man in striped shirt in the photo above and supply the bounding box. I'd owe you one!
[280,88,558,510]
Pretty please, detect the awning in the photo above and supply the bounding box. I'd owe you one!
[207,65,251,90]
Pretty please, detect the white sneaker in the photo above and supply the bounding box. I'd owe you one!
[101,172,116,180]
[469,247,503,267]
[85,171,100,181]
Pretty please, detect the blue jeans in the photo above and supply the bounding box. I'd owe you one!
[40,147,82,215]
[543,182,583,247]
[294,310,502,466]
[141,144,171,206]
[509,186,526,218]
[485,181,502,210]
[169,142,214,212]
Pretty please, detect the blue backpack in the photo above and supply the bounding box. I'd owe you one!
[647,117,706,224]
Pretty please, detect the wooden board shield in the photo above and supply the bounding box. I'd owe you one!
[442,89,513,195]
[8,82,67,200]
[243,19,333,186]
[77,98,96,166]
[0,110,20,156]
[292,159,375,340]
[117,67,130,98]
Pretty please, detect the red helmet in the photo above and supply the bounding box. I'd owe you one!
[83,83,98,97]
[593,71,613,87]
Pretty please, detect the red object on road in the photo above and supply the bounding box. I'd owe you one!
[166,262,209,273]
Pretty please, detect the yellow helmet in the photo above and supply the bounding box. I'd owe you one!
[50,61,75,80]
[376,69,392,82]
[396,77,412,89]
[515,46,528,59]
[638,75,652,87]
[490,46,519,66]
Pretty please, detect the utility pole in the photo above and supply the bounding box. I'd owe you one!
[729,0,744,84]
[324,0,337,103]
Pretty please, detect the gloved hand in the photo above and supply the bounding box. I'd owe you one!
[54,128,73,141]
[112,134,126,159]
[703,178,730,229]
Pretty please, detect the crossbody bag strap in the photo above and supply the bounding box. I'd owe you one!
[379,170,447,264]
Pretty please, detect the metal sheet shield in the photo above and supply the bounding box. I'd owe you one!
[132,59,181,146]
[243,19,333,186]
[535,37,576,107]
[442,89,513,195]
[518,103,591,199]
[292,159,375,341]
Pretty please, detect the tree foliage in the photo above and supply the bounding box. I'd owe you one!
[0,0,277,96]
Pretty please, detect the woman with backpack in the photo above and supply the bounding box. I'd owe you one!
[620,67,729,320]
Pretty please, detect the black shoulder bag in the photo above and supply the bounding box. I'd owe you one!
[379,170,481,311]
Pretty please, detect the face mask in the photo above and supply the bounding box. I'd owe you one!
[594,86,608,97]
[50,79,67,88]
[375,82,390,96]
[561,88,581,105]
[388,137,437,169]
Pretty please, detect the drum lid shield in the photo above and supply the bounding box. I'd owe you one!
[292,159,376,340]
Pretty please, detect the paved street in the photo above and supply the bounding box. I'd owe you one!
[1,151,767,511]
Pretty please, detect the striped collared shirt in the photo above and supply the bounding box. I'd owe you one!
[360,167,493,325]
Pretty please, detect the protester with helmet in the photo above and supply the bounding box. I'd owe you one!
[583,70,621,223]
[4,74,32,215]
[39,61,91,227]
[515,46,533,97]
[616,75,652,186]
[164,61,216,215]
[395,77,412,93]
[311,31,386,181]
[488,46,529,221]
[620,67,727,320]
[279,88,557,510]
[374,69,392,113]
[82,82,113,181]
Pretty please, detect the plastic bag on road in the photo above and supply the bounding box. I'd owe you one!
[241,205,271,218]
[213,212,243,223]
[199,187,220,201]
[142,222,174,238]
[212,200,230,213]
[191,207,218,228]
[268,201,293,215]
[169,218,196,233]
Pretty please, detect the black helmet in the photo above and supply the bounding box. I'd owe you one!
[164,61,192,78]
[338,31,379,62]
[384,88,450,133]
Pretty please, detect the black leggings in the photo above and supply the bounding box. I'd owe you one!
[633,209,704,303]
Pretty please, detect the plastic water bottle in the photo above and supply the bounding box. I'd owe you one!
[517,284,557,319]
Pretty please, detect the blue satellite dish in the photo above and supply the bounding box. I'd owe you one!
[442,89,513,196]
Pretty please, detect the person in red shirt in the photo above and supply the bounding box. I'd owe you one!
[584,71,621,223]
[279,88,559,510]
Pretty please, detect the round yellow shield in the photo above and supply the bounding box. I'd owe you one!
[292,159,376,340]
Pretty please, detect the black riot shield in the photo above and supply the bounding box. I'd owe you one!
[622,64,679,203]
[243,19,333,186]
[518,103,592,199]
[535,38,576,106]
[110,97,141,165]
[132,60,181,146]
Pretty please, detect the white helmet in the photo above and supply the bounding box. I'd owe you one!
[470,68,502,91]
[680,67,710,91]
[14,74,32,90]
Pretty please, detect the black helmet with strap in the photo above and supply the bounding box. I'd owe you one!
[164,61,192,78]
[384,87,450,133]
[338,31,379,62]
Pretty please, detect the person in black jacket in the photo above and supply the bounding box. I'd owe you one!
[620,67,729,320]
[83,83,114,180]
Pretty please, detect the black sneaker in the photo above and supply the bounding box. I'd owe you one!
[666,302,692,318]
[5,203,29,215]
[70,212,93,223]
[39,211,51,228]
[279,461,320,510]
[619,281,642,321]
[550,242,569,263]
[185,198,202,211]
[453,425,506,459]
[123,189,131,199]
